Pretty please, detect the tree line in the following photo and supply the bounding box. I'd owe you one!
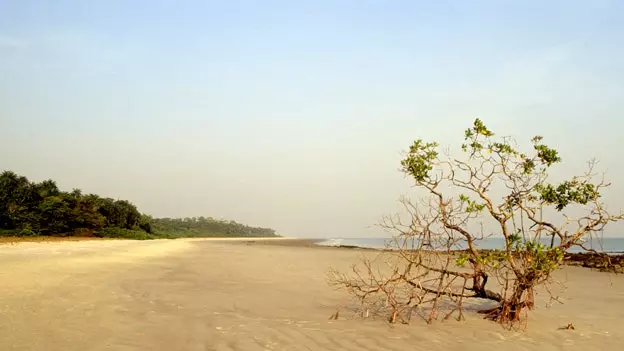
[150,217,277,237]
[0,171,277,239]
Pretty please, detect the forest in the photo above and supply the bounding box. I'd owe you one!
[0,171,278,239]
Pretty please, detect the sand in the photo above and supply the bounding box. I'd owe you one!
[0,238,622,351]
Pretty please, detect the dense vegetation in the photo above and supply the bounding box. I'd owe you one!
[0,171,278,239]
[151,217,277,237]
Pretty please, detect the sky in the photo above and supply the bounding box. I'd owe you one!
[1,0,623,238]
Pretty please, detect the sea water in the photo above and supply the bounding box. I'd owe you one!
[316,236,624,253]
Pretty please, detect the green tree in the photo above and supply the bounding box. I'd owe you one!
[0,171,38,231]
[71,194,106,233]
[139,214,153,234]
[329,119,624,327]
[38,194,72,234]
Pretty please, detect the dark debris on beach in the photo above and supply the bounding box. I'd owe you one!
[563,252,624,273]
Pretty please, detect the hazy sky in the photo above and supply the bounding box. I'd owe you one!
[1,1,623,238]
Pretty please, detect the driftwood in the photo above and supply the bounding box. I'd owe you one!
[563,252,624,273]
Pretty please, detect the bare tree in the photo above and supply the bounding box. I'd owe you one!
[328,119,623,327]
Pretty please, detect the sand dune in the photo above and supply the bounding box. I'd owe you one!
[0,238,622,350]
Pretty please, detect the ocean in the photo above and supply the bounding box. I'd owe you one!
[316,237,624,254]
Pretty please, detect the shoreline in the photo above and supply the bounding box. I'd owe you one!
[317,242,624,255]
[2,236,621,272]
[0,235,291,246]
[308,241,624,272]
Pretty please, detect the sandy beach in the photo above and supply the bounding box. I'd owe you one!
[0,238,622,351]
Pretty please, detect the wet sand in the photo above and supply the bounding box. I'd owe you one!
[0,238,622,350]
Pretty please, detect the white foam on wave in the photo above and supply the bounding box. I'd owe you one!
[317,238,343,247]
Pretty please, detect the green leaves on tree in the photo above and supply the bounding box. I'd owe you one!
[459,194,486,213]
[401,139,439,182]
[535,180,599,211]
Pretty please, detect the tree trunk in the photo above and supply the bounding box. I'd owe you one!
[468,262,504,302]
[479,283,534,324]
